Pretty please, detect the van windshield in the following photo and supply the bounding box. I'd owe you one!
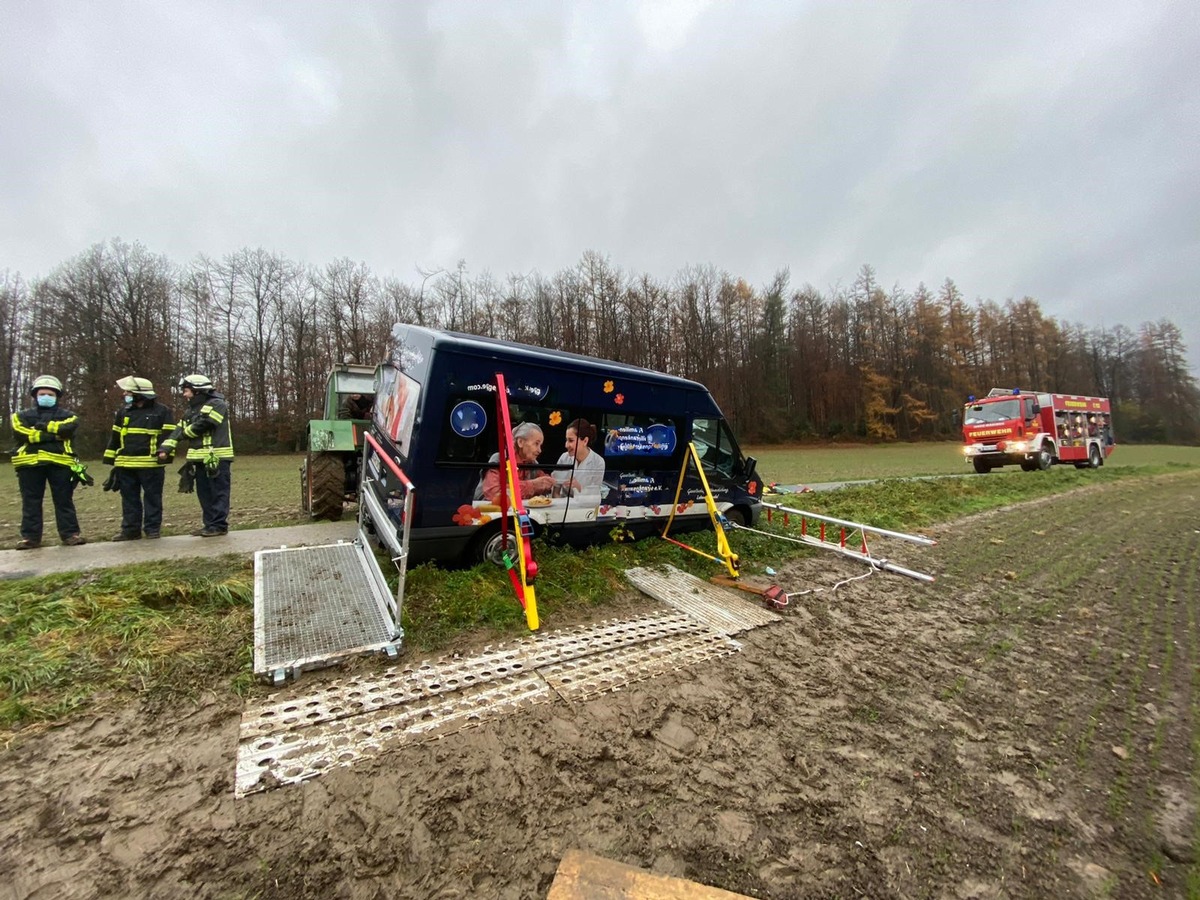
[692,418,745,477]
[964,400,1020,425]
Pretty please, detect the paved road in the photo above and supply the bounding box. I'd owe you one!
[0,521,358,580]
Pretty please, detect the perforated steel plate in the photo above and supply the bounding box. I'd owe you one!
[253,542,399,678]
[624,565,781,634]
[236,568,778,797]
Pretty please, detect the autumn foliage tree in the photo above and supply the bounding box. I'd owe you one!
[2,241,1198,454]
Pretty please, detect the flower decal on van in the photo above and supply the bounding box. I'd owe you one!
[549,410,562,426]
[603,380,614,393]
[615,393,624,405]
[453,504,487,526]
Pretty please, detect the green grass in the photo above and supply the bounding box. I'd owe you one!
[0,558,254,728]
[746,442,1200,485]
[0,445,1196,733]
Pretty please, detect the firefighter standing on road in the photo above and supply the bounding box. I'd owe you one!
[9,375,87,549]
[158,374,234,537]
[103,376,175,540]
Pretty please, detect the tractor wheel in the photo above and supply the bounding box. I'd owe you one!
[307,452,346,521]
[972,458,992,474]
[1036,443,1054,471]
[1088,445,1102,469]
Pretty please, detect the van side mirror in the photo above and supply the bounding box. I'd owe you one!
[744,455,758,482]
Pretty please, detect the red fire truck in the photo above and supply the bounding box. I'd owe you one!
[961,388,1115,474]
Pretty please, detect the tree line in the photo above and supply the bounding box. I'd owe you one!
[2,239,1198,456]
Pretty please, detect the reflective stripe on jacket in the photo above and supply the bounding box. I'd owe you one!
[103,400,176,468]
[160,390,234,462]
[10,405,80,468]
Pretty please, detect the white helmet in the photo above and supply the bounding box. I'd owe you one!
[178,374,214,392]
[31,374,63,396]
[116,375,156,398]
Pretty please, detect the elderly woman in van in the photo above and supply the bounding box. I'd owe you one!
[476,422,556,503]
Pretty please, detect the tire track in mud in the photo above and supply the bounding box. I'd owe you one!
[3,470,1199,900]
[928,470,1200,897]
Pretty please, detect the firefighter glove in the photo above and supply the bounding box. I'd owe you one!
[70,460,94,487]
[102,469,120,492]
[178,462,196,494]
[203,450,220,475]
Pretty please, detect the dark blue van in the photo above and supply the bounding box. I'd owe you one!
[368,324,762,565]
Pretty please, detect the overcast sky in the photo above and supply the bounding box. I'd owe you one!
[3,1,1198,372]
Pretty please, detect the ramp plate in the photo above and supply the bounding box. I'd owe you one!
[624,565,781,634]
[235,567,779,796]
[254,542,398,679]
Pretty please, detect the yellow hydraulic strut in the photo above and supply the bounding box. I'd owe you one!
[660,442,740,578]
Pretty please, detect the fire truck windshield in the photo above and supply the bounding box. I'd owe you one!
[964,399,1021,425]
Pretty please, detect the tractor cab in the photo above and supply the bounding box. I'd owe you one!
[301,363,378,520]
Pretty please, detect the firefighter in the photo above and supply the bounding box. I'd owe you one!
[103,376,176,540]
[157,374,234,537]
[9,375,87,549]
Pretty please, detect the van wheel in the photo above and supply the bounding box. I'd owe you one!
[307,452,345,520]
[972,459,991,474]
[723,506,748,527]
[1088,445,1102,469]
[1036,443,1053,471]
[468,523,520,567]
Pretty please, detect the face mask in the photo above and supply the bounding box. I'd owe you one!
[37,394,56,408]
[124,394,134,405]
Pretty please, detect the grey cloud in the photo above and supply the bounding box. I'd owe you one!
[1,0,1197,370]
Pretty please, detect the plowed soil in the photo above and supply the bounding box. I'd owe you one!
[2,471,1198,899]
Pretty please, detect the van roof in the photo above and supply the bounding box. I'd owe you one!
[407,325,713,393]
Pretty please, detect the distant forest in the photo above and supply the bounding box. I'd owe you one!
[2,239,1198,455]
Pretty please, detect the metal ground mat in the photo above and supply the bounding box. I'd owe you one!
[235,572,779,797]
[253,542,400,682]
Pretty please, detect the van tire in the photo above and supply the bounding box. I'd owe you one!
[468,523,520,567]
[308,452,345,521]
[723,506,749,527]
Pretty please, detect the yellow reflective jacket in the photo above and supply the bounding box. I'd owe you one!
[10,403,80,468]
[103,399,177,469]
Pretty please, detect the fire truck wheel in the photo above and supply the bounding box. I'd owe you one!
[972,458,992,474]
[1020,460,1037,472]
[1088,445,1102,469]
[1036,443,1054,471]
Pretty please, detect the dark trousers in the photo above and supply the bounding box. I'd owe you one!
[117,467,166,535]
[17,464,81,541]
[195,459,232,531]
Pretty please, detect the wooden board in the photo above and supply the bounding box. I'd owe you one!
[547,849,754,899]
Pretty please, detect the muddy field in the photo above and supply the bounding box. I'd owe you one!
[2,470,1198,899]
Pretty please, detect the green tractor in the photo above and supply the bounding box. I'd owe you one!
[301,363,377,520]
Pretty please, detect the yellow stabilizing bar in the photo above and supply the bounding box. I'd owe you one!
[660,442,739,578]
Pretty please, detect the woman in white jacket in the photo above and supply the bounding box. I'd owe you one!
[553,418,606,498]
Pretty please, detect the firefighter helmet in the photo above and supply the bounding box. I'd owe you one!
[30,374,63,396]
[178,374,214,392]
[116,375,156,398]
